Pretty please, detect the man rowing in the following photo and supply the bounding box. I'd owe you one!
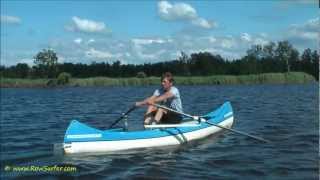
[135,72,183,125]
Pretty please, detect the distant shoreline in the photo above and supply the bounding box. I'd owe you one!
[0,72,316,88]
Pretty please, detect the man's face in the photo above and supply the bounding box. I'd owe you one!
[161,78,172,91]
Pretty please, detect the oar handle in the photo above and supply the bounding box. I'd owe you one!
[151,103,195,119]
[108,105,137,129]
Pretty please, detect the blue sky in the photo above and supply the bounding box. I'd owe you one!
[1,0,318,66]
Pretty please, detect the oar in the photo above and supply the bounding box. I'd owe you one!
[108,105,137,129]
[152,103,269,143]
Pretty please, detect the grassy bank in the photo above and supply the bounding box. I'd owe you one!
[0,72,316,88]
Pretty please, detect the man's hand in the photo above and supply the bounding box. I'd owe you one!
[136,96,157,107]
[146,99,155,106]
[136,100,154,107]
[135,101,144,107]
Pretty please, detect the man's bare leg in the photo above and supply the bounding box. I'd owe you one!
[154,108,167,124]
[144,105,157,124]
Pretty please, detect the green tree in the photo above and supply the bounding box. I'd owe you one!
[0,65,5,77]
[289,48,300,72]
[34,49,58,78]
[15,63,30,78]
[299,48,319,80]
[178,51,191,76]
[301,48,312,63]
[301,48,313,75]
[247,44,263,60]
[311,50,319,80]
[275,41,295,73]
[245,45,264,74]
[263,42,276,59]
[190,52,214,75]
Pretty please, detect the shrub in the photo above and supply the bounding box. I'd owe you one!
[46,79,58,87]
[136,71,147,78]
[57,72,72,85]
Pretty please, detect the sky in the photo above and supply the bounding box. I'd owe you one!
[1,0,319,66]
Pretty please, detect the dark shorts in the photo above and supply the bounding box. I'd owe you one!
[161,111,182,124]
[146,110,182,124]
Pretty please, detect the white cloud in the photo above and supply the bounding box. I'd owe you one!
[283,17,319,50]
[191,17,216,29]
[18,58,34,66]
[202,36,217,43]
[238,33,270,47]
[124,52,131,57]
[117,43,125,48]
[132,38,167,60]
[158,1,196,20]
[158,1,172,17]
[182,41,193,48]
[241,33,252,42]
[289,29,318,41]
[87,39,95,44]
[221,38,235,49]
[1,15,21,24]
[57,55,66,63]
[305,17,319,30]
[137,49,167,61]
[167,38,173,43]
[85,48,123,59]
[299,32,318,39]
[158,1,216,29]
[74,38,82,44]
[86,48,114,59]
[259,33,268,38]
[170,51,182,59]
[132,38,167,45]
[253,38,269,45]
[66,16,111,34]
[288,17,319,40]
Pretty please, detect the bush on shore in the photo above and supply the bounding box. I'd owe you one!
[57,72,72,85]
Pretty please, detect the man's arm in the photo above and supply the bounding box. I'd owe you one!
[152,91,174,104]
[136,90,175,106]
[135,95,157,106]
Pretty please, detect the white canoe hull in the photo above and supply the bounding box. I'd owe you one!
[64,116,234,154]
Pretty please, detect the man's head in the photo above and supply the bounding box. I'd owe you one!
[161,72,174,91]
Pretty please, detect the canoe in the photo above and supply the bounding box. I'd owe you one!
[63,101,234,154]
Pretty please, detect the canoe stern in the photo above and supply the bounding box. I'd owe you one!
[64,120,103,143]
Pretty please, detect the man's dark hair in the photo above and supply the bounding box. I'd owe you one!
[161,72,174,83]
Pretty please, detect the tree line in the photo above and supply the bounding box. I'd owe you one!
[0,41,318,80]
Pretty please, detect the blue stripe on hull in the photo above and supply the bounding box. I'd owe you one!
[64,101,233,143]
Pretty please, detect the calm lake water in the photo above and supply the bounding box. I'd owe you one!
[1,84,318,179]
